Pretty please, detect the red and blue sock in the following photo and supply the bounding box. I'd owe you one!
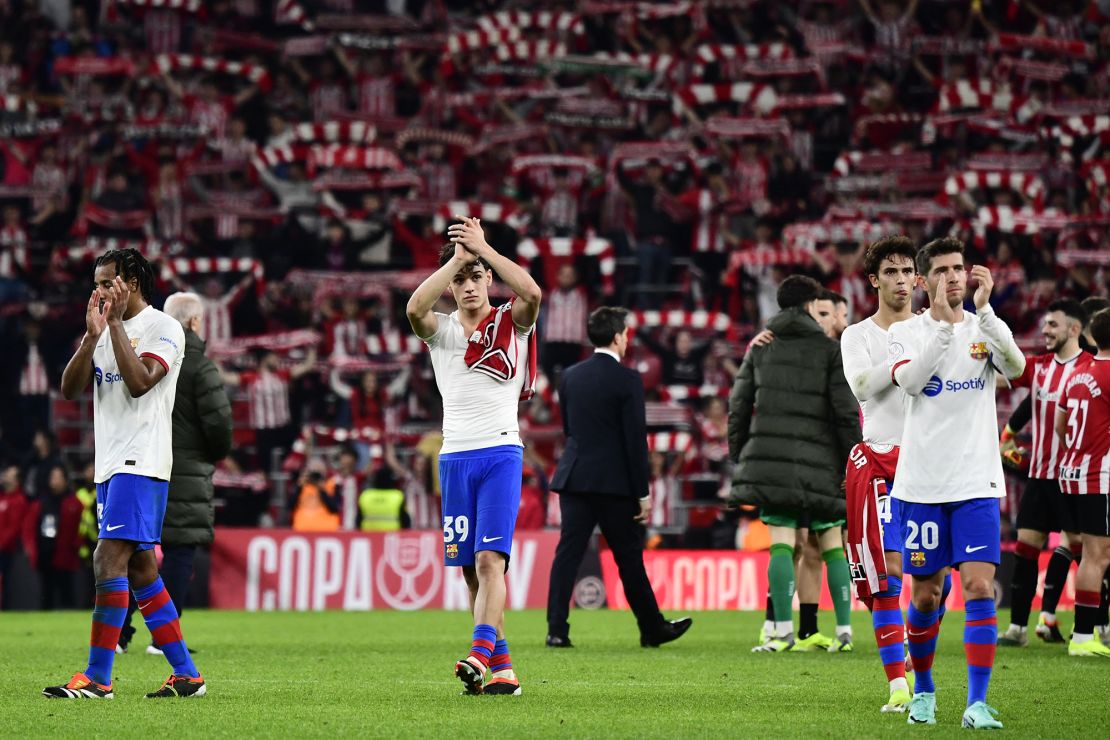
[906,603,940,693]
[871,575,907,682]
[490,638,513,675]
[134,577,199,678]
[938,572,952,623]
[964,597,997,706]
[85,577,129,686]
[468,624,497,668]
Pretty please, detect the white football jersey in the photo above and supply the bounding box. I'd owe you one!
[841,317,905,445]
[887,306,1024,504]
[426,310,529,455]
[92,306,185,483]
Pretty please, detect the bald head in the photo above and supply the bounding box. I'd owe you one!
[164,292,204,334]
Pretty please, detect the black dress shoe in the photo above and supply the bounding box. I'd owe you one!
[546,634,574,648]
[640,617,693,647]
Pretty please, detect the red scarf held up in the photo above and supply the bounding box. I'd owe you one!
[463,299,537,401]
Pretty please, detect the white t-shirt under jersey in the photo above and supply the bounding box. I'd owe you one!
[92,305,186,483]
[425,310,530,455]
[841,317,904,445]
[887,304,1025,504]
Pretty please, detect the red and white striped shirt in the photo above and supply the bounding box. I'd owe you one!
[543,286,588,345]
[733,157,767,210]
[1012,350,1093,480]
[186,96,232,139]
[419,161,456,203]
[678,188,725,252]
[144,9,182,54]
[328,472,362,530]
[242,369,292,429]
[0,241,28,278]
[32,163,66,212]
[403,476,439,530]
[19,343,49,395]
[201,281,250,345]
[155,181,184,239]
[311,82,347,121]
[647,475,677,528]
[540,190,578,234]
[1056,359,1110,497]
[1058,357,1110,495]
[327,318,367,359]
[355,74,395,117]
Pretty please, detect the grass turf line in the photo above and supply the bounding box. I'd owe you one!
[3,609,1108,738]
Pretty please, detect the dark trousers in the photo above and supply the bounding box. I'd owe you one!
[38,565,76,610]
[546,491,663,638]
[541,342,585,383]
[121,545,197,646]
[255,425,293,474]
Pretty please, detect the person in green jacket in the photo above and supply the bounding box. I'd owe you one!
[728,275,862,654]
[120,292,232,653]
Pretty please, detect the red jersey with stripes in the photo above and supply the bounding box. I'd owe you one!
[241,369,292,430]
[1011,350,1092,479]
[91,306,185,483]
[1058,356,1110,495]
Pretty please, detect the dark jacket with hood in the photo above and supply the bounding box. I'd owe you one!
[727,306,861,520]
[164,329,233,546]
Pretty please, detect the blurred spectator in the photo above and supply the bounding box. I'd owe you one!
[0,465,28,610]
[291,458,340,531]
[540,263,588,381]
[22,430,62,499]
[357,466,406,532]
[23,464,83,610]
[326,445,365,530]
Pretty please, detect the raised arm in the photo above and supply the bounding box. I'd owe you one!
[970,266,1025,379]
[104,279,170,398]
[406,244,472,339]
[447,216,542,330]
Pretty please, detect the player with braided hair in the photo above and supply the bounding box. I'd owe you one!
[45,249,205,699]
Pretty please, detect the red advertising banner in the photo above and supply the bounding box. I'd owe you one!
[600,550,1076,612]
[209,528,560,611]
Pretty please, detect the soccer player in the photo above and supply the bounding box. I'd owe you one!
[842,236,919,713]
[406,217,541,696]
[998,300,1091,647]
[45,249,204,699]
[888,238,1024,729]
[1056,307,1110,657]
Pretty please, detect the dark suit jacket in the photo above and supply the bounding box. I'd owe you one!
[550,352,649,499]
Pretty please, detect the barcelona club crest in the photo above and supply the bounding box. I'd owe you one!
[968,341,989,360]
[446,543,458,559]
[910,551,926,568]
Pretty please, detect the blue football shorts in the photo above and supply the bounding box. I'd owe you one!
[95,473,169,552]
[879,482,903,553]
[899,497,1001,575]
[439,445,523,566]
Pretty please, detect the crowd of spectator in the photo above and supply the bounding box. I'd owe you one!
[1,0,1109,578]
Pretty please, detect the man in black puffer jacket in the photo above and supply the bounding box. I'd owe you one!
[120,292,232,653]
[728,275,861,654]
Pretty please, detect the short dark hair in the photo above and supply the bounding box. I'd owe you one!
[587,306,629,347]
[916,236,964,275]
[438,243,491,271]
[1081,296,1110,318]
[95,248,155,303]
[821,289,848,306]
[863,235,917,277]
[1090,309,1110,351]
[777,275,821,310]
[1046,298,1088,328]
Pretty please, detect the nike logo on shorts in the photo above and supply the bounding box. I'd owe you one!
[481,536,503,543]
[105,524,125,532]
[965,545,988,554]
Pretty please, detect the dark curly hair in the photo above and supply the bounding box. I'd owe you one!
[94,248,155,303]
[863,235,916,278]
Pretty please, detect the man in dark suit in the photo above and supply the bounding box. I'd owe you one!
[546,306,692,648]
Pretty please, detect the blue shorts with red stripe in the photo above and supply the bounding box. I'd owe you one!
[439,445,522,566]
[95,473,168,552]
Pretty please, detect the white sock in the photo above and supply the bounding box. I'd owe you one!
[1007,623,1026,633]
[1040,611,1057,625]
[1072,631,1093,643]
[836,625,852,638]
[762,619,774,635]
[889,677,909,693]
[492,668,516,680]
[774,620,793,638]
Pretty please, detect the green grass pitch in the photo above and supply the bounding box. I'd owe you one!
[3,609,1108,738]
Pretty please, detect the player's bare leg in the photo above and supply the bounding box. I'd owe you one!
[456,552,512,695]
[791,531,832,651]
[1069,534,1110,657]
